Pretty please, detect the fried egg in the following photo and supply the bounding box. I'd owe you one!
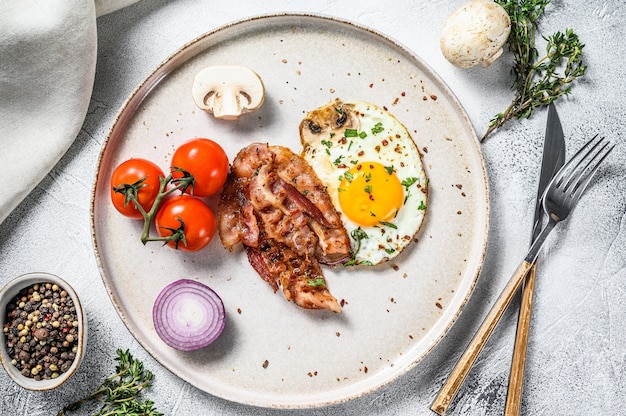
[300,99,428,265]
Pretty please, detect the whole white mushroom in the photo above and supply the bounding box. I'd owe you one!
[440,0,511,68]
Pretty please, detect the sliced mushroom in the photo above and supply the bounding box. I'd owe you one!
[192,66,265,120]
[440,0,511,69]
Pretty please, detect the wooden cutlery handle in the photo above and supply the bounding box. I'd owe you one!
[431,260,533,415]
[505,261,538,415]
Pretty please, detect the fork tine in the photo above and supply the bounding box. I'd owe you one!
[552,134,598,189]
[554,135,613,204]
[570,138,614,201]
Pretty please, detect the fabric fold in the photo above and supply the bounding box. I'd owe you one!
[0,0,140,225]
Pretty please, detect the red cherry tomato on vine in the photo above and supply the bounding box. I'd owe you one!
[155,195,216,252]
[111,158,164,219]
[171,138,229,197]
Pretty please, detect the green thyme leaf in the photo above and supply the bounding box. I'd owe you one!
[57,349,162,416]
[484,0,586,140]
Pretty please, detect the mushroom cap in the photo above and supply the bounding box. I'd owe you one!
[192,65,265,120]
[440,0,511,68]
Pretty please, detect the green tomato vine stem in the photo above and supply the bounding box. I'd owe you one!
[113,168,195,246]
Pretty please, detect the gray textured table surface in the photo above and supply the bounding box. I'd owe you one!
[1,1,625,415]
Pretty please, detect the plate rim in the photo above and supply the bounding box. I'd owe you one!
[90,11,490,409]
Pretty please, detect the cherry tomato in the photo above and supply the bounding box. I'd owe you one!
[171,138,229,197]
[111,158,164,219]
[155,195,216,252]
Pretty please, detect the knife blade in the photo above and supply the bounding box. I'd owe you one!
[505,103,566,415]
[530,104,567,242]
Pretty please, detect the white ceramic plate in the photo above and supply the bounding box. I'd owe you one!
[91,13,488,408]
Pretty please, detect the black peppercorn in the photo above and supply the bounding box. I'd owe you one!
[3,282,80,380]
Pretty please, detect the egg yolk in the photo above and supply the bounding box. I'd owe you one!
[338,161,404,227]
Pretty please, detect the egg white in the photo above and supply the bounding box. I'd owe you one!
[301,100,428,265]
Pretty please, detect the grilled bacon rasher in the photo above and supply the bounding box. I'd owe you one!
[217,143,351,313]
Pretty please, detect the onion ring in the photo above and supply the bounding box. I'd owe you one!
[152,279,225,351]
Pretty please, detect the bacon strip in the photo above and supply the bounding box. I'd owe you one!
[217,173,259,250]
[217,143,350,312]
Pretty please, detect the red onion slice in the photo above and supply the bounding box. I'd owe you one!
[152,279,225,351]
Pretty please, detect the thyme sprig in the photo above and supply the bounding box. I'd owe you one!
[482,0,586,141]
[58,349,162,416]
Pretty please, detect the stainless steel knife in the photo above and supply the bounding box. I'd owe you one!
[504,103,566,415]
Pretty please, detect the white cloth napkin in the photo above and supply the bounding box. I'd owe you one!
[0,0,139,225]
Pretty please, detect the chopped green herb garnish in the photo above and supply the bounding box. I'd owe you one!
[359,131,367,139]
[352,228,369,240]
[333,155,345,166]
[330,132,336,138]
[321,139,333,148]
[302,189,309,196]
[364,185,372,194]
[379,221,397,229]
[384,165,395,175]
[401,177,418,189]
[344,128,359,138]
[351,228,368,243]
[364,173,372,182]
[306,278,326,287]
[344,171,354,183]
[345,227,372,266]
[384,247,396,254]
[371,122,384,134]
[418,200,427,211]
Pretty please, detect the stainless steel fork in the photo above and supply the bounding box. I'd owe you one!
[431,135,615,415]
